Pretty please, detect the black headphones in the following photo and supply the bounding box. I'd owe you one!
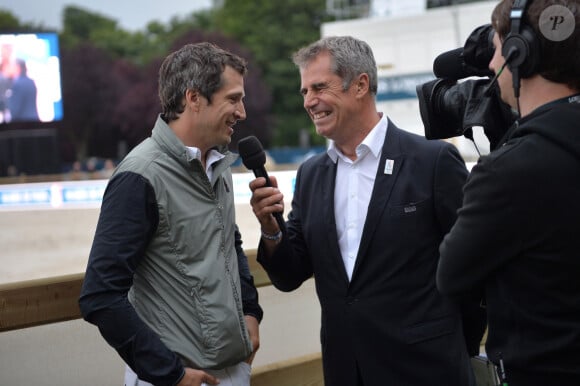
[502,0,541,79]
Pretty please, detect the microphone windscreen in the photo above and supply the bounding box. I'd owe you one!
[238,136,266,170]
[433,47,469,79]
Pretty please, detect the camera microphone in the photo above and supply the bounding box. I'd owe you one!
[434,48,475,79]
[238,135,287,234]
[433,24,495,80]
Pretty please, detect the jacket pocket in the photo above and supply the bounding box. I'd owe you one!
[403,315,457,344]
[387,198,429,218]
[190,284,218,351]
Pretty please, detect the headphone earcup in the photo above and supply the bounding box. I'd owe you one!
[502,26,541,78]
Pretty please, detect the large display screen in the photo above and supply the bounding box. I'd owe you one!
[0,32,63,124]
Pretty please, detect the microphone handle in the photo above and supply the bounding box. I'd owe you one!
[252,167,287,234]
[252,166,273,186]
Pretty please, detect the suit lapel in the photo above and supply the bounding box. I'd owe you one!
[351,121,406,280]
[319,157,351,284]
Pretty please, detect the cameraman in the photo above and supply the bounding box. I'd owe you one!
[437,0,580,385]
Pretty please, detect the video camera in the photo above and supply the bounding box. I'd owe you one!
[416,24,517,150]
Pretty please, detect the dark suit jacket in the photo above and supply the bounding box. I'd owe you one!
[8,75,39,122]
[258,121,481,386]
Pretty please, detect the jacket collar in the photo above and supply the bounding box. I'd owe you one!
[151,114,238,182]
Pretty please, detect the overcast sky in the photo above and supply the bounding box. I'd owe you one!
[1,0,213,31]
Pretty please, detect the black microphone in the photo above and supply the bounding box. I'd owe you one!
[238,135,286,234]
[433,24,495,80]
[433,47,494,80]
[434,48,472,79]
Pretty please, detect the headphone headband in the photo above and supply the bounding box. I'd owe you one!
[502,0,540,97]
[509,0,529,35]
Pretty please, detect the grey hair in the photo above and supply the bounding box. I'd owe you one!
[158,42,247,121]
[292,36,378,95]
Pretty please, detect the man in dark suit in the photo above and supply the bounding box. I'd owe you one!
[7,59,39,122]
[248,36,483,386]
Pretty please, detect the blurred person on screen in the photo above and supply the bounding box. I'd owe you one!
[6,58,39,122]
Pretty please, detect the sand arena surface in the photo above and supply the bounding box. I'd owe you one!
[0,204,264,285]
[0,169,299,284]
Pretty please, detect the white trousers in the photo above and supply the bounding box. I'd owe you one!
[124,362,251,386]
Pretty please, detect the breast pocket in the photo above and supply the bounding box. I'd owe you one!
[387,198,438,245]
[388,198,430,219]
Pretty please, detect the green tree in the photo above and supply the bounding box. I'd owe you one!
[60,6,118,46]
[57,5,274,161]
[0,10,20,30]
[112,28,273,152]
[61,6,153,65]
[60,6,201,66]
[213,0,332,147]
[0,8,49,31]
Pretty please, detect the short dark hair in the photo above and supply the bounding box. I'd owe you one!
[158,42,247,121]
[16,58,27,76]
[492,0,580,89]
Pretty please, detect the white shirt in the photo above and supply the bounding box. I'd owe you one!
[327,116,388,281]
[185,146,225,181]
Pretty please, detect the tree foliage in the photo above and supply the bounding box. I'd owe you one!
[61,6,156,65]
[213,0,332,147]
[0,10,21,30]
[57,6,273,161]
[1,0,332,169]
[0,8,50,31]
[111,58,158,150]
[57,43,124,161]
[170,30,273,148]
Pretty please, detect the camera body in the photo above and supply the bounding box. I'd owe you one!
[416,24,516,150]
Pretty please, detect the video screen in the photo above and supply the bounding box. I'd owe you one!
[0,32,63,124]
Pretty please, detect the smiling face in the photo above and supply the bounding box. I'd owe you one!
[194,65,246,150]
[299,51,360,145]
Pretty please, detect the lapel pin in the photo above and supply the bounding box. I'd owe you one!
[384,159,394,175]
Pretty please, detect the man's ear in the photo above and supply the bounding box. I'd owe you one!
[356,73,370,96]
[185,89,201,111]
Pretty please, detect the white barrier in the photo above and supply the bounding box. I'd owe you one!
[0,170,297,211]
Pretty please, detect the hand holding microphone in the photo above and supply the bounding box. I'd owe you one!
[238,136,287,238]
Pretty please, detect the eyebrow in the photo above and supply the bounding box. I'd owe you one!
[300,81,328,95]
[227,91,245,99]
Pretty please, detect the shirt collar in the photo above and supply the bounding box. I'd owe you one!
[326,114,389,163]
[185,146,225,175]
